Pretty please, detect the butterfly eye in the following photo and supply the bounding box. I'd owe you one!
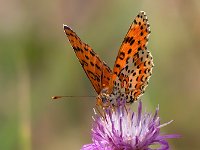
[100,93,107,103]
[102,98,107,104]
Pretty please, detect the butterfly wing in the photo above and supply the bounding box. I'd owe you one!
[111,11,154,102]
[64,25,112,94]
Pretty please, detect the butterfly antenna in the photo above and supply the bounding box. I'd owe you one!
[52,96,96,100]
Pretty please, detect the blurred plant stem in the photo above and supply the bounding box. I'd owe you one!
[17,52,31,150]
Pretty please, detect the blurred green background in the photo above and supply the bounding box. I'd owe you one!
[1,0,200,149]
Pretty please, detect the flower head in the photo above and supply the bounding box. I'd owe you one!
[82,100,179,150]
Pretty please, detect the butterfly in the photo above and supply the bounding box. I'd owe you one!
[63,11,153,107]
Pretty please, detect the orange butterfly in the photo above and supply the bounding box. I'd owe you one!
[63,11,153,107]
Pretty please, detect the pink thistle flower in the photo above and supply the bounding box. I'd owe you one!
[82,100,180,150]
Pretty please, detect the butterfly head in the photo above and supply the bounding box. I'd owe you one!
[96,88,112,107]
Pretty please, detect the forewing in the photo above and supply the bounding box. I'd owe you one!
[111,11,153,102]
[64,25,112,94]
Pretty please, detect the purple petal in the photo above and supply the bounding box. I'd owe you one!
[82,100,179,150]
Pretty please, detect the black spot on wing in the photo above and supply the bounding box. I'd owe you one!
[128,37,133,43]
[125,65,128,71]
[85,55,89,60]
[76,47,83,53]
[114,71,118,75]
[81,60,88,66]
[126,57,130,64]
[90,62,94,66]
[134,19,137,24]
[90,50,96,56]
[128,49,132,54]
[130,39,135,45]
[119,52,125,60]
[95,64,101,70]
[138,46,142,51]
[87,70,100,82]
[124,37,130,43]
[84,47,88,51]
[115,64,120,68]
